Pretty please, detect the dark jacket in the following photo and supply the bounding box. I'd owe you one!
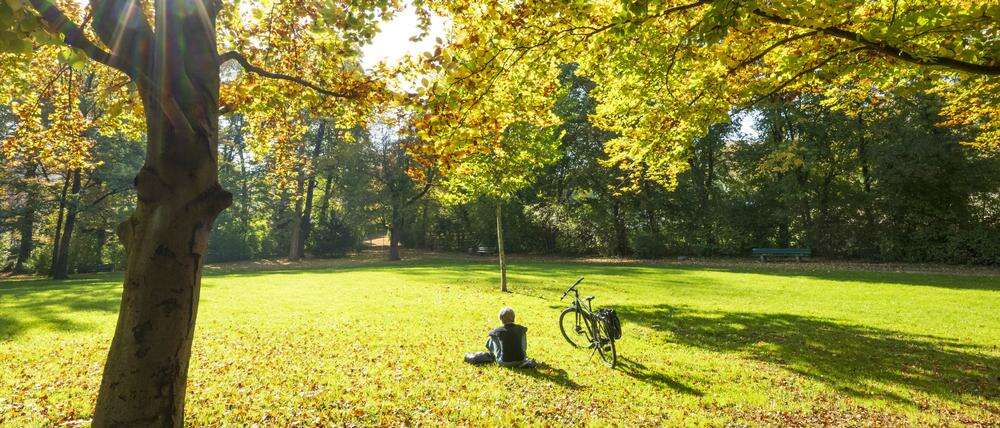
[486,323,527,363]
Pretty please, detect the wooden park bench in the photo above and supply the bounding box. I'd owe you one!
[474,246,496,256]
[752,247,811,262]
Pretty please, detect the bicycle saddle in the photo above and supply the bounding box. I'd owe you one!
[585,295,595,301]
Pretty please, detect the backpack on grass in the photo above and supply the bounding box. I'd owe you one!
[595,308,622,340]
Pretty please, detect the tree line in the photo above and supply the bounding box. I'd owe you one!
[5,64,997,274]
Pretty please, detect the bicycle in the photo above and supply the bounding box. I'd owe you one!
[558,277,617,368]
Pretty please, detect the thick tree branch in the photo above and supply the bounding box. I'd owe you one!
[89,0,154,74]
[26,0,132,75]
[752,9,1000,76]
[219,50,363,99]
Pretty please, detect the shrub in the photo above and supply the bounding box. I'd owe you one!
[631,232,668,259]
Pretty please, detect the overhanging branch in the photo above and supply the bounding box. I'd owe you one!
[748,47,864,106]
[26,0,133,76]
[752,8,1000,76]
[220,50,364,99]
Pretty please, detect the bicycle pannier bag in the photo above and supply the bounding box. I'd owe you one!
[596,308,622,340]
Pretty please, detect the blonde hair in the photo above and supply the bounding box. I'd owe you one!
[499,307,515,324]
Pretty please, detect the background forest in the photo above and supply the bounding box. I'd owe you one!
[3,63,998,275]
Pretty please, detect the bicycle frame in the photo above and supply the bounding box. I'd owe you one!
[563,280,600,346]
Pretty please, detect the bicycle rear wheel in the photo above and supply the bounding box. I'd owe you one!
[559,307,592,348]
[595,319,617,368]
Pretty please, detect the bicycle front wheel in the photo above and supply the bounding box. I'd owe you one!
[559,307,591,348]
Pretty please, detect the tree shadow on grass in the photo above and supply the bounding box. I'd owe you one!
[615,356,703,396]
[504,361,582,390]
[0,277,122,340]
[616,304,999,407]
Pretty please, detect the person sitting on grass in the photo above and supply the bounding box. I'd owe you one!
[465,307,535,367]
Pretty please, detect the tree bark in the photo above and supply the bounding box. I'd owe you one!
[91,0,231,424]
[52,169,81,279]
[496,202,507,292]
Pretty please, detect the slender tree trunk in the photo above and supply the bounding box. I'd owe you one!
[13,206,35,273]
[234,116,251,231]
[288,152,307,260]
[817,170,835,254]
[419,197,429,249]
[704,142,717,247]
[50,171,70,274]
[292,121,326,260]
[388,202,401,261]
[95,228,106,268]
[496,202,507,292]
[52,169,81,279]
[317,170,334,226]
[611,199,629,257]
[13,165,38,273]
[91,1,231,424]
[857,115,877,257]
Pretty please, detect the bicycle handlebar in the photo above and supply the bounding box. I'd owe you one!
[560,276,584,300]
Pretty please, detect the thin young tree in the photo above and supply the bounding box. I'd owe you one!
[431,122,561,291]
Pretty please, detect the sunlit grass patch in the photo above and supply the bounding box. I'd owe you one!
[1,256,998,425]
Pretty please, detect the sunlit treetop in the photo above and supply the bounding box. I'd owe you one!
[416,0,999,187]
[1,0,406,183]
[433,121,562,204]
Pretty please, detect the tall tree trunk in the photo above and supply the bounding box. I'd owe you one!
[857,115,877,257]
[703,142,717,247]
[292,121,326,260]
[234,116,251,231]
[388,202,401,261]
[611,199,629,257]
[639,182,659,236]
[816,170,835,254]
[50,171,70,274]
[52,169,81,279]
[13,205,35,273]
[420,197,430,249]
[95,228,107,267]
[317,170,334,226]
[288,169,306,261]
[91,1,231,424]
[13,165,38,273]
[496,202,507,292]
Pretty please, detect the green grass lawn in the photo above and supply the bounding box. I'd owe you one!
[1,255,998,426]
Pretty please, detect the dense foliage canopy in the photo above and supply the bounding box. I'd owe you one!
[414,0,998,186]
